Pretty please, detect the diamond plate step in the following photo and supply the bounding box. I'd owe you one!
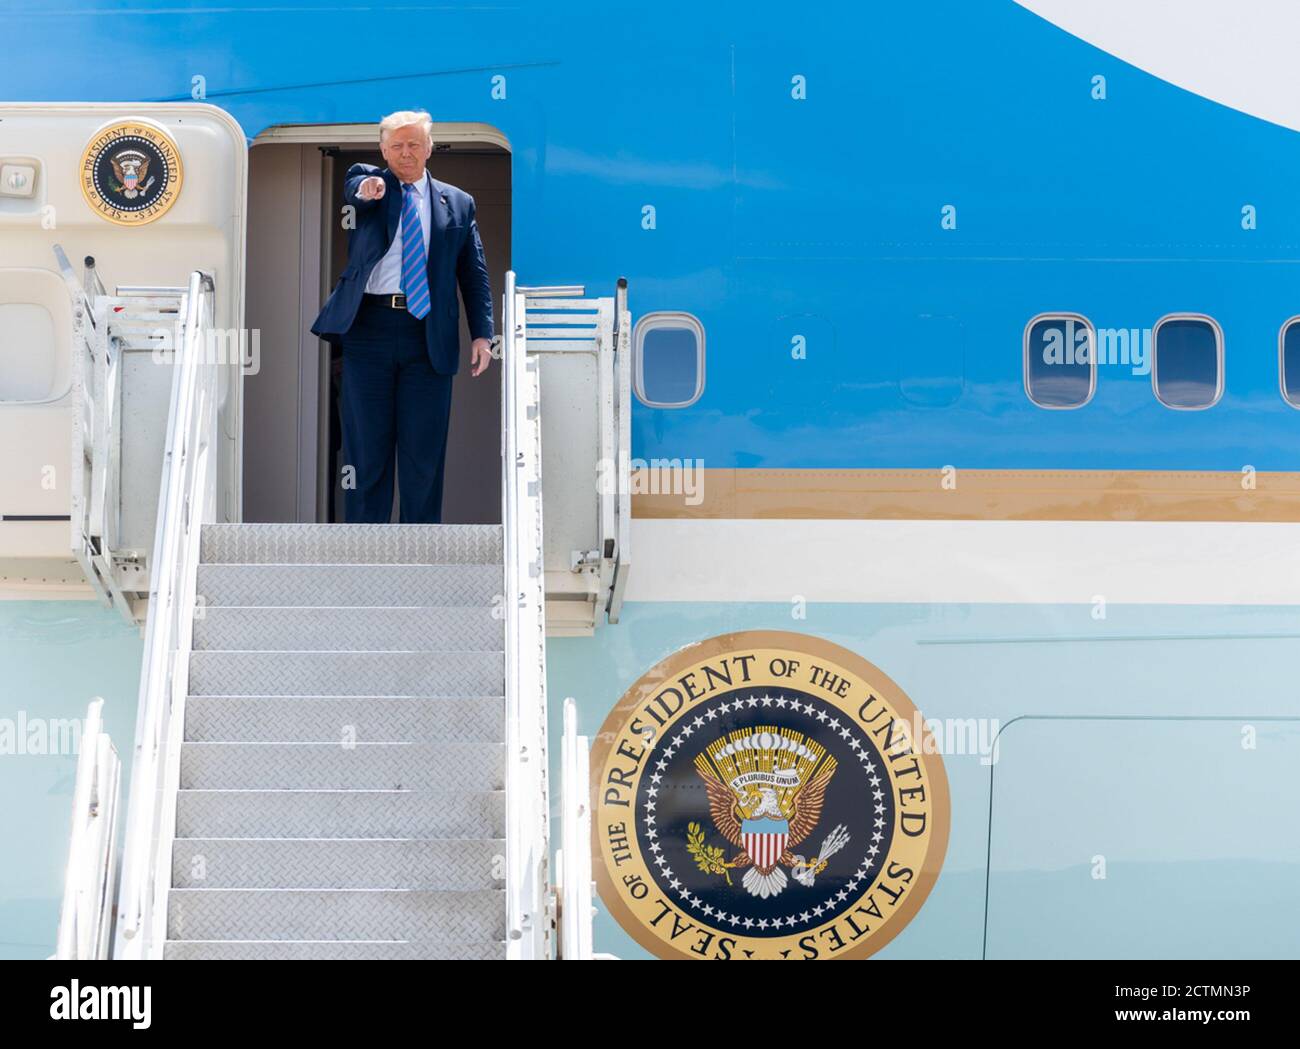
[191,606,503,652]
[176,790,505,839]
[164,939,506,960]
[201,523,502,565]
[196,564,500,607]
[171,838,505,890]
[167,888,506,941]
[184,696,504,743]
[180,742,505,791]
[188,651,504,697]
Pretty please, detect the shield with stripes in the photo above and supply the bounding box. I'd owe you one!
[741,818,789,873]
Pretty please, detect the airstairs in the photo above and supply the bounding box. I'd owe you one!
[164,522,509,959]
[79,270,618,960]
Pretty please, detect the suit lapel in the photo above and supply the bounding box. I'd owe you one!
[427,174,452,275]
[384,168,400,244]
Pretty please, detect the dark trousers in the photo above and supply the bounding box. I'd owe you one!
[339,300,454,524]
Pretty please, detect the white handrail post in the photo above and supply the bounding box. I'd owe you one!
[503,270,551,959]
[558,697,594,959]
[54,698,121,960]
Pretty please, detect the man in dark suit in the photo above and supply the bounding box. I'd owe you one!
[311,110,494,524]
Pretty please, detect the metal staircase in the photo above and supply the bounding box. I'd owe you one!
[101,270,606,960]
[163,523,507,959]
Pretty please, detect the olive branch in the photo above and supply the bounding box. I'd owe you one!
[686,820,735,886]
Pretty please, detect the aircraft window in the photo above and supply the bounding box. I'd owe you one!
[634,312,705,407]
[1281,318,1300,408]
[0,302,58,402]
[1023,313,1095,409]
[1152,315,1223,410]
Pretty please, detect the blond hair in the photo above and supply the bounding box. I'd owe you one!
[378,110,433,145]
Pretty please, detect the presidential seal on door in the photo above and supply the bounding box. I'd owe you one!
[79,119,183,226]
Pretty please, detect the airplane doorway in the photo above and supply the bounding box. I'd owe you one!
[244,123,510,525]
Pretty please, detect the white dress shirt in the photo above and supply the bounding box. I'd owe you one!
[364,169,432,294]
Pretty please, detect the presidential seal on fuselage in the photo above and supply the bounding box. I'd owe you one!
[590,630,949,960]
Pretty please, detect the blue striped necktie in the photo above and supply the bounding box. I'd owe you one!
[400,181,431,320]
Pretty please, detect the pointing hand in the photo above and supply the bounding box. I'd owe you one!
[357,176,386,201]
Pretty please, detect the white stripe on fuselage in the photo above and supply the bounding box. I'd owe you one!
[626,519,1300,605]
[1015,1,1300,133]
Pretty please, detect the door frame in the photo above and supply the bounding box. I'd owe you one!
[247,121,511,523]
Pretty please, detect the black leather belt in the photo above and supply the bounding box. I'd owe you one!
[362,292,408,308]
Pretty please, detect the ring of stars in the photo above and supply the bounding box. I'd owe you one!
[638,690,891,936]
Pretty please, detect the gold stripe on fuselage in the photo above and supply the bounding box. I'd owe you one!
[630,468,1300,521]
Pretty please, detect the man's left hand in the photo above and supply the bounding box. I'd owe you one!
[470,338,493,377]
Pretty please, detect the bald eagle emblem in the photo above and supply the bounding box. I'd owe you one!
[690,727,850,900]
[110,148,154,199]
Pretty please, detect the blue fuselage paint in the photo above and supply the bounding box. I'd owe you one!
[3,0,1299,959]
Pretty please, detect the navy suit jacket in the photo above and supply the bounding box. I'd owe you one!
[311,163,493,376]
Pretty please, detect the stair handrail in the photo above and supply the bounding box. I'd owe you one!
[606,278,632,623]
[112,271,218,959]
[53,698,121,959]
[557,697,594,959]
[55,245,115,608]
[502,270,551,958]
